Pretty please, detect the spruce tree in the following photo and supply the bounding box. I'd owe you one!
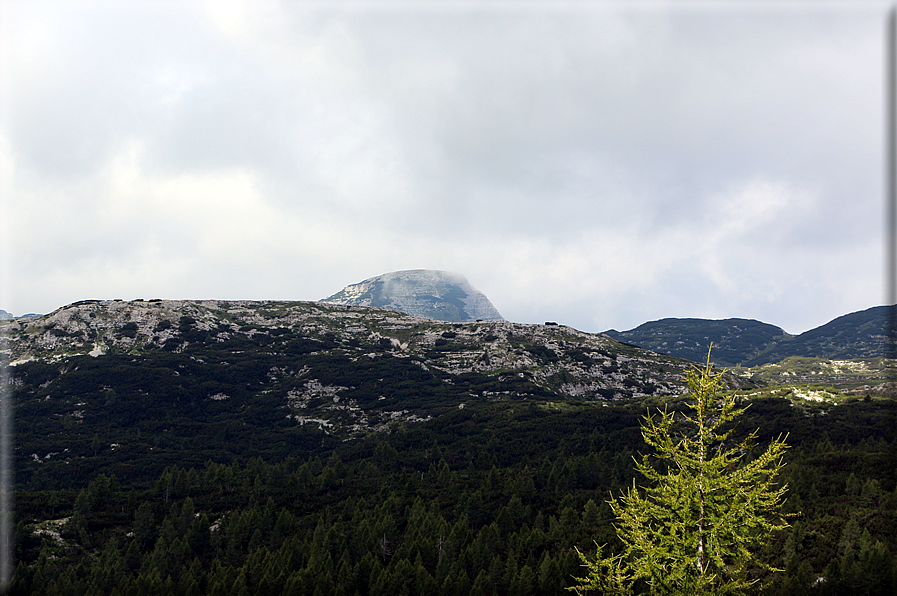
[571,350,789,595]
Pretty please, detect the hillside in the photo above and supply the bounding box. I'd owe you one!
[732,356,895,396]
[2,298,713,490]
[4,299,897,595]
[744,304,895,365]
[605,317,788,367]
[605,305,895,366]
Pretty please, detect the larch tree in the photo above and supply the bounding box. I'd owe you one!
[571,349,790,595]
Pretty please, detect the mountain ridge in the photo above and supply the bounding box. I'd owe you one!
[2,297,701,401]
[4,298,722,491]
[605,305,894,366]
[4,294,892,367]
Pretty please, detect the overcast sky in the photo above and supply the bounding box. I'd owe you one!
[0,0,890,335]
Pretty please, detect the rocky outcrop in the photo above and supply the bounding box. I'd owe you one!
[2,299,710,438]
[321,270,503,322]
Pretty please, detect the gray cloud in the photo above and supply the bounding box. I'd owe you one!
[0,1,887,334]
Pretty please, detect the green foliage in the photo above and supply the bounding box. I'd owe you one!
[605,318,787,367]
[572,353,790,595]
[732,357,894,393]
[753,304,896,364]
[605,305,895,366]
[8,397,897,595]
[7,305,897,596]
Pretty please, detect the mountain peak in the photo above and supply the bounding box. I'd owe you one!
[321,269,503,323]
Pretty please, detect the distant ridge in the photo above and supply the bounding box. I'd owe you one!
[746,305,895,365]
[605,305,896,366]
[321,270,503,323]
[0,309,39,320]
[605,318,789,367]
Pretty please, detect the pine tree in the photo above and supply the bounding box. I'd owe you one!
[571,350,789,595]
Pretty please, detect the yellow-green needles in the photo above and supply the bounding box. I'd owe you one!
[571,348,789,595]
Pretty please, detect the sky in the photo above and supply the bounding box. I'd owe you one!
[0,0,891,335]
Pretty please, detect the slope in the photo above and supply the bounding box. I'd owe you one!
[605,305,895,366]
[604,318,789,367]
[4,299,708,491]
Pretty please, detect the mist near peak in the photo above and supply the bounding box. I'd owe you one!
[322,269,503,323]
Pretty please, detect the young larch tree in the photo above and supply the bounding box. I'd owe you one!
[571,349,790,595]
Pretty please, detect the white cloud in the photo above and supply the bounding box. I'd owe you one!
[0,1,886,334]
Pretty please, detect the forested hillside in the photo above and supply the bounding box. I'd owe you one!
[3,300,896,594]
[10,396,897,595]
[3,299,702,492]
[605,305,895,366]
[605,318,789,367]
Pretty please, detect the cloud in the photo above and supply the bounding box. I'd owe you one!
[0,1,886,335]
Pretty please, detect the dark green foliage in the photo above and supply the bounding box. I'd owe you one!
[10,395,897,595]
[752,305,896,365]
[116,322,139,338]
[604,318,790,366]
[12,317,680,491]
[6,301,897,594]
[604,305,895,366]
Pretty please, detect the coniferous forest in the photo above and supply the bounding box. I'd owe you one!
[3,300,896,594]
[10,396,897,595]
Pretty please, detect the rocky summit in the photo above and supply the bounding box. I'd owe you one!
[321,269,504,322]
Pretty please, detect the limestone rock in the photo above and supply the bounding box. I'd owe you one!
[321,270,503,322]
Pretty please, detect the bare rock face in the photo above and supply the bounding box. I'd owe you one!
[321,270,504,323]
